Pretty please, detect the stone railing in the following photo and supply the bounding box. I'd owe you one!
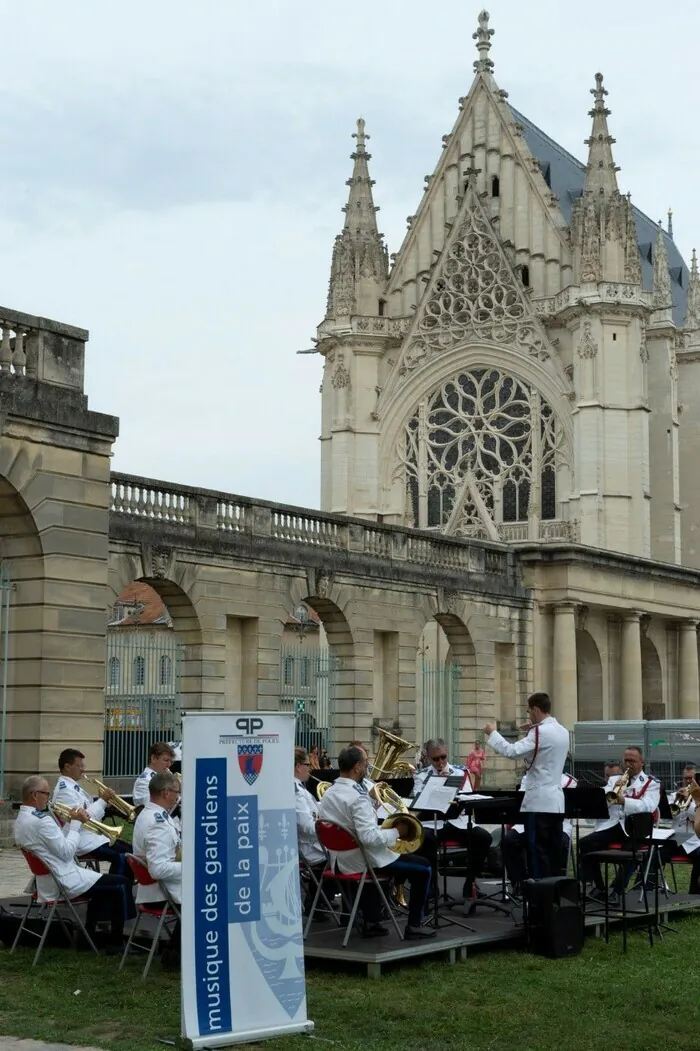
[110,473,516,580]
[0,306,87,390]
[498,520,578,543]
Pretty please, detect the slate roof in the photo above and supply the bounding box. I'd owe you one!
[511,107,689,326]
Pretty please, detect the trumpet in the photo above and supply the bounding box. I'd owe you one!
[83,776,136,822]
[670,782,700,816]
[605,767,631,805]
[50,802,123,847]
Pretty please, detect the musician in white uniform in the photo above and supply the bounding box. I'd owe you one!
[502,771,577,894]
[318,745,435,939]
[132,741,176,809]
[294,747,332,916]
[485,692,570,879]
[412,738,492,900]
[14,775,134,951]
[132,770,181,969]
[660,764,700,894]
[579,745,660,898]
[52,748,132,879]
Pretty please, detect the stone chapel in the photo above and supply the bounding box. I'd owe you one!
[313,10,700,729]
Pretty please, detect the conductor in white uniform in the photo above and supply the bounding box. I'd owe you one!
[484,692,570,879]
[132,770,181,968]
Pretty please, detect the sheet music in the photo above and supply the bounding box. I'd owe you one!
[421,818,445,831]
[413,779,457,814]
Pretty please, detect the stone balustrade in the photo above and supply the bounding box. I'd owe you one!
[110,472,518,582]
[0,306,88,390]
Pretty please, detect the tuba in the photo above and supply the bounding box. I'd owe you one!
[605,767,631,805]
[83,776,137,822]
[50,802,123,846]
[369,728,417,780]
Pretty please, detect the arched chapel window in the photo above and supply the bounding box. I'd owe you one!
[133,655,146,687]
[159,655,172,687]
[400,367,561,538]
[108,656,120,688]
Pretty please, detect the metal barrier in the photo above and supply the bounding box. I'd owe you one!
[103,629,183,777]
[571,719,700,790]
[278,645,339,760]
[420,660,461,759]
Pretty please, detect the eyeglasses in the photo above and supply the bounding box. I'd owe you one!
[34,790,50,797]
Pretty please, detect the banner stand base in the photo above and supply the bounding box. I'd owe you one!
[185,1021,314,1049]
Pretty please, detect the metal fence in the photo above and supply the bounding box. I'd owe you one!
[571,719,700,790]
[420,660,461,759]
[103,629,184,777]
[278,645,339,759]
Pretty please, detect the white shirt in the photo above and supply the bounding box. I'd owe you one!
[513,773,577,836]
[488,716,570,813]
[317,776,399,873]
[595,771,660,834]
[14,806,101,902]
[132,801,182,904]
[669,794,700,853]
[132,767,158,809]
[51,775,109,853]
[294,778,326,866]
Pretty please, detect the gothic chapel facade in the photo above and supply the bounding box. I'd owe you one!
[315,11,700,730]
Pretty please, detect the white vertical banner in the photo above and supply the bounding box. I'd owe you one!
[181,711,314,1048]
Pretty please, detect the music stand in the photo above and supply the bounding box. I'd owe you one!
[564,786,609,919]
[466,795,523,918]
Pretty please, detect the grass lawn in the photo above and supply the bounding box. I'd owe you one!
[2,910,700,1051]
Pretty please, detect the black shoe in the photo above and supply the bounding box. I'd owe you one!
[462,882,473,900]
[100,943,123,957]
[361,923,389,939]
[405,925,437,940]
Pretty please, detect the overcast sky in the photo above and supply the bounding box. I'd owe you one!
[0,1,697,509]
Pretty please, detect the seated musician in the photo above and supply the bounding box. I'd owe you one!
[318,745,435,940]
[412,737,492,901]
[15,775,134,952]
[133,742,176,810]
[52,748,132,879]
[294,747,330,916]
[580,746,660,901]
[132,770,181,969]
[502,769,577,895]
[659,765,700,894]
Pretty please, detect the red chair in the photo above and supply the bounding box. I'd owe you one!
[305,821,403,946]
[10,849,100,966]
[119,854,180,979]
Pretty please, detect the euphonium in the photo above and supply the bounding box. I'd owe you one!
[605,767,631,805]
[370,781,408,815]
[370,782,424,854]
[50,802,123,846]
[311,776,332,800]
[83,776,137,822]
[369,727,417,780]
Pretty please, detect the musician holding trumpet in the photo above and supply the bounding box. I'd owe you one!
[52,748,133,880]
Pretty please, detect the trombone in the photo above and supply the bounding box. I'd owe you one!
[83,776,137,823]
[50,801,123,847]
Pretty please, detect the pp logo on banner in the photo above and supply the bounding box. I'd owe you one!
[238,743,264,786]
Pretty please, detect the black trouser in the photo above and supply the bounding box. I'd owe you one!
[580,825,631,891]
[422,824,492,893]
[524,813,564,880]
[503,827,570,887]
[658,841,700,893]
[80,839,133,880]
[83,874,135,940]
[360,855,432,928]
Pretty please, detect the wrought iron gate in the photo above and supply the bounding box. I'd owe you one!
[420,660,461,759]
[279,645,339,759]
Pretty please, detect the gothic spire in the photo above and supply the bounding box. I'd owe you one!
[325,118,388,319]
[684,248,700,330]
[583,73,620,197]
[473,10,494,75]
[653,221,673,317]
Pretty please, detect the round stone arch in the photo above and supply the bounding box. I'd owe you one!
[575,629,603,721]
[415,603,477,762]
[377,343,574,518]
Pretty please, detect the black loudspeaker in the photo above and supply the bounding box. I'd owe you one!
[523,877,583,958]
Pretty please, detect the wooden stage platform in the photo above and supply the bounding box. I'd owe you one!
[303,877,700,977]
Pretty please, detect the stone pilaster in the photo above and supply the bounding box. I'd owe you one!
[620,612,643,720]
[552,603,578,730]
[677,620,700,719]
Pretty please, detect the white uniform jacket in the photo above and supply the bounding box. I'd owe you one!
[317,777,399,874]
[595,771,660,834]
[132,767,157,809]
[488,716,570,813]
[513,774,577,836]
[294,779,326,866]
[132,802,182,904]
[51,775,109,853]
[669,795,700,853]
[14,806,101,902]
[412,762,467,796]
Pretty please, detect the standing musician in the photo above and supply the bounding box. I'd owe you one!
[294,747,330,917]
[15,775,135,952]
[502,770,577,895]
[52,748,132,879]
[318,745,435,940]
[660,764,700,894]
[484,692,570,879]
[132,742,176,810]
[132,770,182,970]
[579,745,660,900]
[412,737,492,901]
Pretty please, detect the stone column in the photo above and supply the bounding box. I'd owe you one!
[678,620,700,719]
[620,612,643,720]
[552,603,578,730]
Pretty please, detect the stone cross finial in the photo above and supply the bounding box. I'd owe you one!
[473,9,494,73]
[353,118,368,152]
